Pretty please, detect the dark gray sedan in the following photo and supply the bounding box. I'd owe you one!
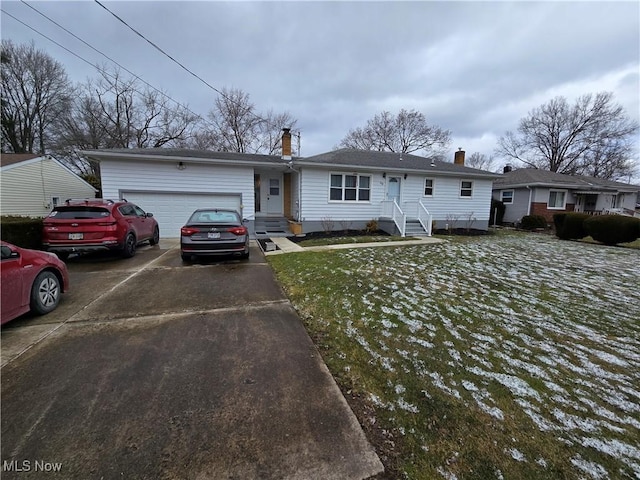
[180,209,250,261]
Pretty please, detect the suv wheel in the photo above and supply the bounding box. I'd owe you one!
[149,226,160,246]
[122,233,137,258]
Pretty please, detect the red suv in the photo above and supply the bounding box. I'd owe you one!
[42,199,160,259]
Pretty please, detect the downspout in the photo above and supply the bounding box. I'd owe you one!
[287,162,302,222]
[526,186,532,216]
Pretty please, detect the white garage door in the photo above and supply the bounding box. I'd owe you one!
[123,192,242,238]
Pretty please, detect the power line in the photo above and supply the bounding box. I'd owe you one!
[91,0,301,144]
[3,4,301,154]
[18,0,202,122]
[2,6,214,136]
[93,0,227,98]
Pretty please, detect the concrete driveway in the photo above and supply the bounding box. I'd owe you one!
[1,240,382,479]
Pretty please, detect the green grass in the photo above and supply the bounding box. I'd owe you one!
[268,232,640,479]
[578,235,640,249]
[296,234,412,247]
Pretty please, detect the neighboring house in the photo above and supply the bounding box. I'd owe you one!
[493,167,640,224]
[0,154,97,218]
[83,130,498,238]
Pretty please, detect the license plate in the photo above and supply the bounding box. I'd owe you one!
[69,233,83,240]
[207,232,221,239]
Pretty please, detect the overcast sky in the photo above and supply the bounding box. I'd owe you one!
[2,1,639,166]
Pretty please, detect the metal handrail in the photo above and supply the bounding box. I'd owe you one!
[418,200,433,236]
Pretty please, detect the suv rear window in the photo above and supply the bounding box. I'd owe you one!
[49,207,111,219]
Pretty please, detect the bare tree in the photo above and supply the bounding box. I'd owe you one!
[339,109,451,156]
[53,67,199,175]
[203,87,297,154]
[466,152,497,171]
[496,92,638,180]
[1,40,73,154]
[257,110,298,155]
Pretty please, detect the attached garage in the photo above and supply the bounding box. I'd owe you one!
[123,191,243,238]
[84,147,294,239]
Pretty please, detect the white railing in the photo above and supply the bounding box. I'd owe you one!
[417,200,433,236]
[382,200,406,237]
[602,207,638,217]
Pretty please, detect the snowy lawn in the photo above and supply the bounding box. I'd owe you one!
[268,231,640,479]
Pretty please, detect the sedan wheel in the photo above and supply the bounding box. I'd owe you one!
[30,271,61,315]
[122,233,137,258]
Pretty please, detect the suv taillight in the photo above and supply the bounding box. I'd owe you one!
[181,227,199,236]
[227,226,248,236]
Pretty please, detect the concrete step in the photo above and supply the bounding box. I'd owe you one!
[254,217,289,236]
[405,220,428,236]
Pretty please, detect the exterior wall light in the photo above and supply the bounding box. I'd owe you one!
[177,161,186,170]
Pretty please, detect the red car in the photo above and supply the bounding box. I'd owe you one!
[42,199,160,259]
[1,241,70,325]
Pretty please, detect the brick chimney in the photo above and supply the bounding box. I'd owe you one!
[282,128,292,160]
[454,148,465,165]
[503,164,512,173]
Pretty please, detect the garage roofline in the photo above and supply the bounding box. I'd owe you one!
[81,150,290,168]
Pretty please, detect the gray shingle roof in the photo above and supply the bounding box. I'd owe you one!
[297,149,498,178]
[494,168,640,192]
[82,147,499,178]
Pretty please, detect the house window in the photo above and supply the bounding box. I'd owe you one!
[51,196,60,207]
[330,173,371,202]
[548,190,566,209]
[269,178,280,196]
[424,179,434,196]
[501,190,514,204]
[460,180,473,197]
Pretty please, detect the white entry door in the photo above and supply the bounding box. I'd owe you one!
[266,176,282,214]
[387,177,401,203]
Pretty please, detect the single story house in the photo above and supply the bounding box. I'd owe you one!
[0,154,97,217]
[493,167,640,224]
[83,130,499,238]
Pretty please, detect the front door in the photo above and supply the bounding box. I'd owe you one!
[266,176,282,214]
[387,177,401,204]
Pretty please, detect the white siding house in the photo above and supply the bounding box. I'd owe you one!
[0,154,96,217]
[296,149,497,234]
[84,140,498,238]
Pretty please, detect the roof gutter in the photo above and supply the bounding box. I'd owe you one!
[80,150,288,168]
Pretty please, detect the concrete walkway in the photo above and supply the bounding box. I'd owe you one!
[266,236,443,255]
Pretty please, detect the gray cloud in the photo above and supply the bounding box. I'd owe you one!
[2,1,638,162]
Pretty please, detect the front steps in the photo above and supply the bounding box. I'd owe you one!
[404,219,430,237]
[254,217,289,237]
